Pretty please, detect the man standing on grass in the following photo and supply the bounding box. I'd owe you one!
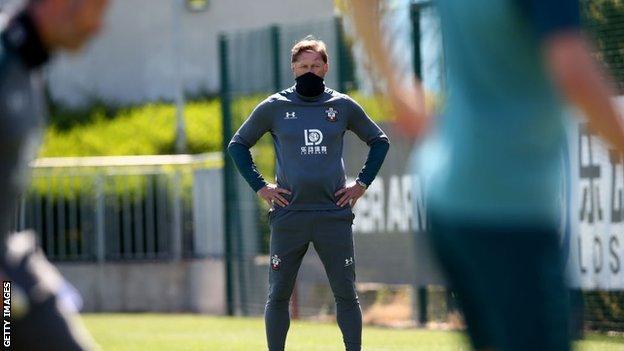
[228,37,389,351]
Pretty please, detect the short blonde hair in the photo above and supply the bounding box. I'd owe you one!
[291,36,328,63]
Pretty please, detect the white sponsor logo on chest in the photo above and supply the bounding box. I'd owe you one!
[301,129,327,155]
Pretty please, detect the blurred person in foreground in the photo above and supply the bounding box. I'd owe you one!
[228,37,389,351]
[346,0,624,350]
[0,0,108,349]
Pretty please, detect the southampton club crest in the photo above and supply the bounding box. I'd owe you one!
[271,254,282,271]
[325,107,338,122]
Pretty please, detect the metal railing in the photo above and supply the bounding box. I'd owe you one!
[14,153,222,262]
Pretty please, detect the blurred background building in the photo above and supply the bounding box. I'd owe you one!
[47,0,336,106]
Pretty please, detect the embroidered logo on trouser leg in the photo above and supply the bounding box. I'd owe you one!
[271,254,282,271]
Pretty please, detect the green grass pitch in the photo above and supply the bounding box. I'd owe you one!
[82,314,624,351]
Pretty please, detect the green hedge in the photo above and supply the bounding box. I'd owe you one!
[41,101,222,157]
[40,93,388,159]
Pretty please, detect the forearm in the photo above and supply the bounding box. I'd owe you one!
[576,80,624,152]
[547,34,624,151]
[227,142,267,192]
[345,0,427,139]
[356,138,389,186]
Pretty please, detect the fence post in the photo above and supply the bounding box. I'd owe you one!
[410,2,423,80]
[220,33,236,316]
[570,288,585,340]
[45,178,54,258]
[270,25,282,92]
[57,181,67,259]
[335,16,355,92]
[95,174,106,262]
[411,3,428,326]
[171,0,187,154]
[171,171,183,261]
[418,286,428,326]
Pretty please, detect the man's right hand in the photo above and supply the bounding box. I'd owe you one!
[257,184,291,207]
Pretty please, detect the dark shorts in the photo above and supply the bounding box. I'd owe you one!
[428,210,571,351]
[266,207,357,302]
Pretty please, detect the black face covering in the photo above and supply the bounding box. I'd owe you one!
[295,72,325,97]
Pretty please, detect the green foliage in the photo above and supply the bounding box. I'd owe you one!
[37,93,386,203]
[28,166,203,200]
[348,91,389,121]
[582,0,624,92]
[41,93,388,158]
[583,291,624,332]
[40,100,222,157]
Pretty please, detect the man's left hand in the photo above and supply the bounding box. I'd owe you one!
[335,181,366,207]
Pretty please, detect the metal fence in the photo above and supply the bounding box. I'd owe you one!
[14,153,222,262]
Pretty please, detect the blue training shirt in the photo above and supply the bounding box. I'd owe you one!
[230,86,389,210]
[419,0,580,224]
